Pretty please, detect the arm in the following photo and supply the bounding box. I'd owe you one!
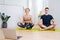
[38,15,43,24]
[38,18,43,24]
[50,15,56,26]
[51,19,56,26]
[22,16,25,23]
[30,16,34,24]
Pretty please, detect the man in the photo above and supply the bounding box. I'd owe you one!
[38,7,56,31]
[17,8,34,29]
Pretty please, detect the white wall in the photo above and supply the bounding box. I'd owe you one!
[29,0,44,24]
[48,0,60,28]
[0,0,28,29]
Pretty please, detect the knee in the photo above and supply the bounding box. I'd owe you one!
[49,25,55,29]
[29,23,34,27]
[38,23,42,26]
[52,24,56,28]
[17,22,20,25]
[17,22,22,26]
[32,23,34,26]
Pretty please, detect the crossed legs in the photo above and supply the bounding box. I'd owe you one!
[38,23,55,31]
[17,22,34,29]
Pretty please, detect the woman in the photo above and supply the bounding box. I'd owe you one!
[17,8,34,29]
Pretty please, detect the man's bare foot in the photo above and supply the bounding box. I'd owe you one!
[45,27,55,31]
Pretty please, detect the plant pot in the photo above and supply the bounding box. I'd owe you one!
[2,22,7,28]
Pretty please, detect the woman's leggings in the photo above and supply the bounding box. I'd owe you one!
[17,23,34,29]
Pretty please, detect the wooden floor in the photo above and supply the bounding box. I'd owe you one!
[17,31,60,40]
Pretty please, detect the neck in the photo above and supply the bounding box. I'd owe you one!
[45,13,48,15]
[26,13,29,15]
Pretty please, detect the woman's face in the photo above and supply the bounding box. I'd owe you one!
[25,8,30,14]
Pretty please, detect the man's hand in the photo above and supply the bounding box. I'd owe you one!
[52,19,56,26]
[52,23,56,27]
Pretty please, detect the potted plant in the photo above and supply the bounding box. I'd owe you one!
[1,13,11,28]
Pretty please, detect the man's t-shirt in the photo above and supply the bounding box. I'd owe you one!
[41,14,54,27]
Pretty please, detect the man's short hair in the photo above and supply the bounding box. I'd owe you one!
[45,7,49,10]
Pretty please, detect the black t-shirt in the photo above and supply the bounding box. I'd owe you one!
[41,14,54,27]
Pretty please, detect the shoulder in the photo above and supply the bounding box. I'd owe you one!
[40,14,45,19]
[48,14,54,19]
[41,14,45,17]
[23,15,25,18]
[48,14,53,17]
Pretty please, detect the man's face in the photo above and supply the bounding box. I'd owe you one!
[45,9,49,14]
[25,9,30,14]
